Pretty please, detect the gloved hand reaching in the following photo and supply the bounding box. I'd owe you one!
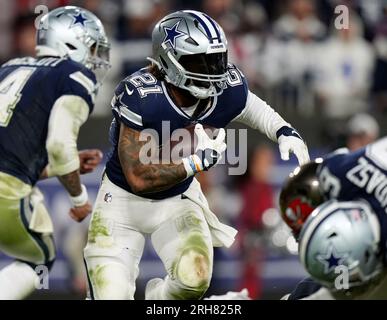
[182,123,227,177]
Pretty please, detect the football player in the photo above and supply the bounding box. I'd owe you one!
[0,6,110,299]
[83,10,309,300]
[279,137,387,299]
[294,199,386,300]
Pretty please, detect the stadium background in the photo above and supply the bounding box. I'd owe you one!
[1,0,387,299]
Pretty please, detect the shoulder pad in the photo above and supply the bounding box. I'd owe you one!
[111,79,144,130]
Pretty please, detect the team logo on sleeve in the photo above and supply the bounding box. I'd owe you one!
[163,21,186,49]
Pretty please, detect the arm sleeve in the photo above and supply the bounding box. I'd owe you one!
[287,277,323,300]
[45,95,89,176]
[232,90,290,142]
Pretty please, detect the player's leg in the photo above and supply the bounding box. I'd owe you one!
[0,189,56,299]
[83,177,146,300]
[146,199,213,300]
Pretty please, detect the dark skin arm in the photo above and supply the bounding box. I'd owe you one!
[58,169,83,197]
[57,169,92,222]
[118,124,187,194]
[39,150,102,222]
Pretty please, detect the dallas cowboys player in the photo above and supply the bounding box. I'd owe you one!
[279,137,387,299]
[0,6,110,299]
[83,10,309,300]
[295,199,386,300]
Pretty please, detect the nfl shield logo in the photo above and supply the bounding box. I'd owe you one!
[104,192,112,203]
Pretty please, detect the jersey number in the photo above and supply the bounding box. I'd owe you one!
[128,73,162,98]
[0,67,36,127]
[226,69,243,86]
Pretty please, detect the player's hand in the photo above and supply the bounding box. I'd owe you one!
[277,127,310,165]
[182,124,227,176]
[68,184,91,222]
[79,149,103,174]
[69,202,92,222]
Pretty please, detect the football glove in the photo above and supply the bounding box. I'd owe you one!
[277,126,310,165]
[182,123,227,177]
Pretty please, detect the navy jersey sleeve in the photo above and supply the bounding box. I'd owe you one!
[219,64,249,121]
[205,63,250,128]
[287,277,322,300]
[56,60,98,114]
[227,64,248,99]
[111,79,144,131]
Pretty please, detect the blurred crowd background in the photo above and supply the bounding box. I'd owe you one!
[0,0,386,299]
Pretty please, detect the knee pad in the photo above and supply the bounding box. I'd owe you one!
[176,247,211,292]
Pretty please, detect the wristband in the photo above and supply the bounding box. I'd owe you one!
[69,184,88,207]
[182,155,203,178]
[276,126,302,140]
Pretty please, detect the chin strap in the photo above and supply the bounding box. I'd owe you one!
[188,84,217,99]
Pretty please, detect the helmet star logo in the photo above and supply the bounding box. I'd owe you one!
[316,244,349,274]
[72,12,88,27]
[162,21,185,49]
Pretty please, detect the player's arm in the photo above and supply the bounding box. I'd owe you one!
[233,90,310,165]
[45,95,92,221]
[118,123,226,194]
[40,149,103,180]
[118,124,186,194]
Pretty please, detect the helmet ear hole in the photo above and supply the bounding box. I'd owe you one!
[328,232,337,238]
[65,43,76,50]
[90,43,97,55]
[185,37,199,46]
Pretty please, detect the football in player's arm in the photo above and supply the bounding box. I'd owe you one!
[0,6,110,299]
[83,10,309,300]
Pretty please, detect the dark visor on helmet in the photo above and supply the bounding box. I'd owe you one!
[179,52,227,76]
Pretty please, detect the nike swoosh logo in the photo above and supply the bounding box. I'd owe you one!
[125,84,134,96]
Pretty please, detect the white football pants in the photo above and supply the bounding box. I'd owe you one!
[83,174,214,300]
